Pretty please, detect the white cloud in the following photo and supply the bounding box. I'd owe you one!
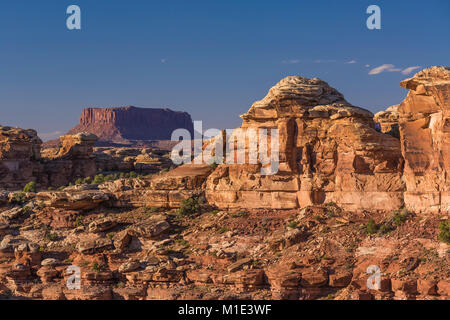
[346,60,357,64]
[368,64,401,75]
[313,59,337,64]
[365,64,370,68]
[281,59,300,64]
[38,131,63,141]
[161,58,167,63]
[401,66,421,75]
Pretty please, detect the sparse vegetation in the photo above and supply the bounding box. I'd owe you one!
[438,219,450,244]
[93,174,105,184]
[218,227,229,234]
[144,206,159,214]
[366,218,377,235]
[232,211,249,218]
[287,221,298,229]
[75,216,83,227]
[45,231,59,242]
[12,191,27,205]
[23,181,36,193]
[177,196,204,216]
[91,262,107,273]
[393,208,409,226]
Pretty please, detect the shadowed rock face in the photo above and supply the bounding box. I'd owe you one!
[0,127,43,189]
[374,105,400,138]
[205,76,405,211]
[68,106,194,144]
[0,128,99,190]
[398,66,450,213]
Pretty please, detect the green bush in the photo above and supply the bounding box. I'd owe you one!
[393,208,409,226]
[45,231,59,242]
[92,174,105,185]
[12,192,27,205]
[366,218,378,235]
[129,171,138,178]
[438,219,450,244]
[91,262,106,273]
[379,222,395,235]
[83,177,92,184]
[287,221,298,229]
[177,196,204,216]
[74,178,84,185]
[23,181,36,193]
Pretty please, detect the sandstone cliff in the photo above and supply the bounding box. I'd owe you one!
[67,106,194,145]
[0,128,99,190]
[398,66,450,213]
[0,127,44,189]
[205,76,405,211]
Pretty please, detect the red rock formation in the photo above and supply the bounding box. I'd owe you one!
[205,76,405,211]
[67,106,194,145]
[0,127,44,189]
[0,128,99,190]
[398,66,450,213]
[374,105,400,137]
[44,133,98,187]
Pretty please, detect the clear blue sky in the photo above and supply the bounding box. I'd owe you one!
[0,0,449,140]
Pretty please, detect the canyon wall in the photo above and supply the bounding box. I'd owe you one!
[398,66,450,213]
[0,129,98,190]
[68,106,194,144]
[205,76,405,211]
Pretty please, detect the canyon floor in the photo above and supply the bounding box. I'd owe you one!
[0,179,448,300]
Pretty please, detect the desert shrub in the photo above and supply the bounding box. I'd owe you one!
[144,206,159,213]
[91,262,107,273]
[287,221,298,229]
[12,192,27,205]
[438,219,450,244]
[23,181,36,193]
[74,178,84,185]
[130,171,138,178]
[92,174,105,185]
[231,211,249,218]
[393,208,409,226]
[45,231,59,242]
[159,168,169,174]
[22,206,32,214]
[218,227,229,234]
[104,173,118,182]
[75,216,83,227]
[366,218,378,235]
[378,222,395,235]
[177,196,204,216]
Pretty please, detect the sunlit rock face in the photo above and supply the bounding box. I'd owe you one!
[398,66,450,213]
[205,76,405,211]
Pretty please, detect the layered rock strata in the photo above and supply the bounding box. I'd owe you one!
[205,76,405,211]
[68,106,194,145]
[397,66,450,213]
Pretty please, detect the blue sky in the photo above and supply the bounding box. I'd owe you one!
[0,0,449,140]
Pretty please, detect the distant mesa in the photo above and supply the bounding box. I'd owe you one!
[45,106,194,148]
